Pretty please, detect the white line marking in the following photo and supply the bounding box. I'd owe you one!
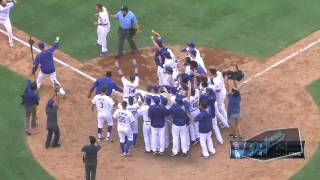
[1,28,320,90]
[240,38,320,85]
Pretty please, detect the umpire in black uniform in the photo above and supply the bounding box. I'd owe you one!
[82,136,101,180]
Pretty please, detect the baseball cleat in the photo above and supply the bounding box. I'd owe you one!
[97,138,103,142]
[182,153,188,157]
[100,51,108,57]
[96,43,102,47]
[25,131,32,136]
[152,151,158,155]
[201,155,209,159]
[52,144,61,148]
[209,150,216,155]
[171,153,178,157]
[158,151,164,155]
[9,42,14,47]
[191,140,198,146]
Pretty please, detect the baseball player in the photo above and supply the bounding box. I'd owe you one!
[137,96,152,152]
[148,96,167,155]
[114,59,139,99]
[0,0,16,47]
[187,82,200,145]
[208,68,229,128]
[91,86,115,142]
[181,42,207,73]
[113,101,135,156]
[32,38,66,96]
[199,87,223,144]
[127,96,140,146]
[194,101,216,159]
[95,4,110,56]
[167,95,189,157]
[88,70,123,98]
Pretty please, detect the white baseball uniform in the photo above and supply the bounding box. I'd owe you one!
[92,94,115,139]
[209,76,229,128]
[127,102,139,134]
[187,47,207,72]
[187,89,200,141]
[138,104,152,152]
[121,76,139,99]
[113,108,134,143]
[212,117,223,144]
[0,2,15,47]
[97,6,110,53]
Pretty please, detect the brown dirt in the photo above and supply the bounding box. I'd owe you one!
[0,27,320,180]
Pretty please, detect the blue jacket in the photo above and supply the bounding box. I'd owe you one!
[32,42,59,74]
[148,104,167,128]
[23,80,39,107]
[195,109,213,133]
[227,93,241,116]
[168,103,189,126]
[90,77,122,96]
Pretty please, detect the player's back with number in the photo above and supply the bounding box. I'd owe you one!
[92,94,114,114]
[113,109,134,128]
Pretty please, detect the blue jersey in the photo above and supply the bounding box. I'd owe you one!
[168,103,189,126]
[195,109,213,133]
[199,94,215,118]
[23,80,39,107]
[32,42,59,74]
[148,104,167,128]
[90,77,122,96]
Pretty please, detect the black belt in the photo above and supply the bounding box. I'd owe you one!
[119,27,132,30]
[99,24,108,26]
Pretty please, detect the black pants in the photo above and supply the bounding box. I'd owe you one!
[85,163,97,180]
[117,28,137,55]
[45,127,60,147]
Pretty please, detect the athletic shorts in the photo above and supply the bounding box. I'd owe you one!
[228,114,240,124]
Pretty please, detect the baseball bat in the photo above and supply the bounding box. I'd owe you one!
[28,35,36,79]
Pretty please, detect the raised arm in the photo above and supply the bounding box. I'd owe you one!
[114,60,124,77]
[132,59,138,76]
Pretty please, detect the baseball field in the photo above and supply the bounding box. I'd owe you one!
[1,0,320,179]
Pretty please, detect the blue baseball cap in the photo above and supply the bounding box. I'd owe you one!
[38,42,45,50]
[153,96,160,105]
[47,99,55,107]
[155,38,164,48]
[160,95,168,106]
[186,42,196,48]
[145,96,152,106]
[190,49,197,57]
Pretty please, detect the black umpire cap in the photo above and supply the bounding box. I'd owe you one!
[121,5,128,11]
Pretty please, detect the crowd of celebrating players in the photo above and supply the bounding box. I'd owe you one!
[89,32,242,159]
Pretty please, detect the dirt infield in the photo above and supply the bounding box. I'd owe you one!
[1,27,320,180]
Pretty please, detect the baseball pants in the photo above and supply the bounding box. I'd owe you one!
[215,89,228,121]
[186,124,190,151]
[165,121,171,149]
[215,101,229,128]
[212,117,223,144]
[97,25,110,53]
[171,124,188,155]
[118,126,133,143]
[190,110,200,141]
[97,112,113,139]
[36,71,66,95]
[151,126,165,153]
[117,28,137,55]
[0,18,13,45]
[199,131,215,157]
[143,121,152,152]
[24,105,37,133]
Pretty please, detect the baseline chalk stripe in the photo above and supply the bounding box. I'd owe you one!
[240,38,320,86]
[0,29,96,82]
[1,28,320,90]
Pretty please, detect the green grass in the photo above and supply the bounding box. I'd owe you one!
[11,0,320,61]
[290,79,320,180]
[0,66,54,180]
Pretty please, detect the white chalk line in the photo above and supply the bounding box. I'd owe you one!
[1,28,320,91]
